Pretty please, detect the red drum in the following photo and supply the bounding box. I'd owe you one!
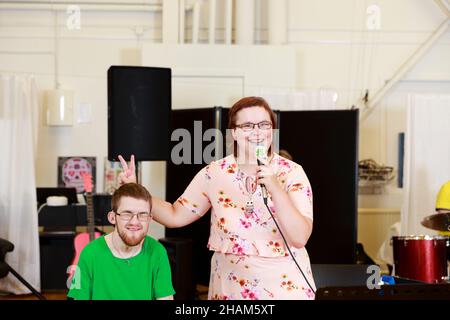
[392,235,449,284]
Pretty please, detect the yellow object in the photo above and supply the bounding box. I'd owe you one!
[436,181,450,210]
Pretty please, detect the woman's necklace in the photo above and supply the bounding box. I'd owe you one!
[237,153,275,216]
[242,172,257,215]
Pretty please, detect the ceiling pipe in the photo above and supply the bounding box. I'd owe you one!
[235,0,254,45]
[191,0,201,44]
[208,0,216,44]
[179,0,185,43]
[434,0,450,18]
[267,0,287,45]
[163,0,179,44]
[224,0,232,44]
[0,1,162,11]
[360,17,449,122]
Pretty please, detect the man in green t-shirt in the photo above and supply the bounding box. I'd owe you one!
[68,183,175,300]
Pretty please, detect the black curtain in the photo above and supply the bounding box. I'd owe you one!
[165,107,228,286]
[278,110,359,264]
[165,108,359,286]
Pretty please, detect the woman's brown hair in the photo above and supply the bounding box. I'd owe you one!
[228,96,277,156]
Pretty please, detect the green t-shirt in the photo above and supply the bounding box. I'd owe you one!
[67,235,175,300]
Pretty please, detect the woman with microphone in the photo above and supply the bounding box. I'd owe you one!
[118,96,316,300]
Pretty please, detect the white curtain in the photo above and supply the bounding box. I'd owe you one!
[401,93,450,236]
[0,74,40,294]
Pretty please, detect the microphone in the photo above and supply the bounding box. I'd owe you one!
[255,144,268,202]
[255,144,316,294]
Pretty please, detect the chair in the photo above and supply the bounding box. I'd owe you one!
[0,238,46,300]
[356,242,376,265]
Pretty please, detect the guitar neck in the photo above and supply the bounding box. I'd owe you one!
[85,192,95,242]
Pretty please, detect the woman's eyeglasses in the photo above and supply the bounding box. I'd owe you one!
[115,211,152,221]
[235,121,272,132]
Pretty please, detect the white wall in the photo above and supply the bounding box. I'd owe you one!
[1,0,449,247]
[0,8,164,236]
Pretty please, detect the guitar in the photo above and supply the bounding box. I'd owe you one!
[67,172,102,284]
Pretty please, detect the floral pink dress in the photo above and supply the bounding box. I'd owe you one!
[177,153,316,300]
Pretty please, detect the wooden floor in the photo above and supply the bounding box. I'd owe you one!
[0,290,67,300]
[0,285,209,300]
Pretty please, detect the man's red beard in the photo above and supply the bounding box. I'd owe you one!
[117,224,146,246]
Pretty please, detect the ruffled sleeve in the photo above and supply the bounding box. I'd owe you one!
[285,164,313,221]
[176,165,212,217]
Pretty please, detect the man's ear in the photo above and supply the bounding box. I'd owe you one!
[107,211,116,225]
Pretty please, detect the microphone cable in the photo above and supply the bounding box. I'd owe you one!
[258,160,316,294]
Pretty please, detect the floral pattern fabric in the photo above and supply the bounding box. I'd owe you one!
[178,153,316,300]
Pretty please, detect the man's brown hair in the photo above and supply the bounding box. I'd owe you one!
[111,183,152,213]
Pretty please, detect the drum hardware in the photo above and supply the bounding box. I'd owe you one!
[421,212,450,232]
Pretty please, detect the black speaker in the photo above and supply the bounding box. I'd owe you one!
[38,205,77,231]
[159,237,195,300]
[93,193,113,226]
[39,231,75,290]
[165,107,228,286]
[107,66,171,161]
[279,110,359,264]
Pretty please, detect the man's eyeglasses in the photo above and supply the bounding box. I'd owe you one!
[235,121,273,132]
[115,211,152,222]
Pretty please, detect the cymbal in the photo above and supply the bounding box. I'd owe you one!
[421,212,450,232]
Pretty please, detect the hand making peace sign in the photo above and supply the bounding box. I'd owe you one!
[118,154,137,186]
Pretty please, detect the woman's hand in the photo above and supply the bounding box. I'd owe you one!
[256,159,281,194]
[118,154,137,185]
